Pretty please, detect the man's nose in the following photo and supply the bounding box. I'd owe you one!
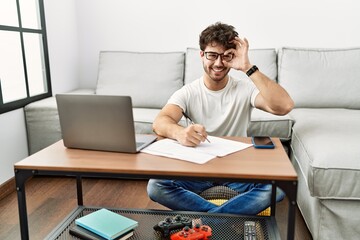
[214,55,224,65]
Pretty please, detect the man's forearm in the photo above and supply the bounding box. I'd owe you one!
[250,70,294,115]
[152,116,184,140]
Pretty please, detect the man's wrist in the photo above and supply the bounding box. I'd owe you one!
[246,65,259,77]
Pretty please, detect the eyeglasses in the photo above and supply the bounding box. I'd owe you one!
[204,51,233,62]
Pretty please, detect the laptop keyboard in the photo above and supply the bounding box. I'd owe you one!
[136,142,145,148]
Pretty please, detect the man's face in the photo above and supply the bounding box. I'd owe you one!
[201,43,231,83]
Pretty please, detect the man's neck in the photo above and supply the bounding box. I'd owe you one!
[203,75,229,91]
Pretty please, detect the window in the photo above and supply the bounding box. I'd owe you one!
[0,0,51,114]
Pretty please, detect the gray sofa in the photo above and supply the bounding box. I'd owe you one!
[24,47,360,240]
[278,47,360,240]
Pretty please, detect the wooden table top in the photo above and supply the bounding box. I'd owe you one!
[14,137,297,181]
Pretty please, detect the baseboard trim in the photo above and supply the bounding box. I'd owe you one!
[0,177,16,201]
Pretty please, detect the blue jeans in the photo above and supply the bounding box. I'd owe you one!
[147,179,285,215]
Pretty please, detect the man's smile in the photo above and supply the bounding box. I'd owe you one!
[212,66,227,73]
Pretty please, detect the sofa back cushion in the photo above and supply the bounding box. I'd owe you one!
[278,47,360,109]
[96,51,185,108]
[184,48,278,85]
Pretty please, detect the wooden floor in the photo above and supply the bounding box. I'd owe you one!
[0,176,312,240]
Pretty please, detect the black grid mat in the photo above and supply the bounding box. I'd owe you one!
[47,206,277,240]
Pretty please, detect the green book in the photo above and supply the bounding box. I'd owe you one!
[75,208,138,240]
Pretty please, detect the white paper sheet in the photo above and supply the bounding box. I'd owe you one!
[141,136,253,164]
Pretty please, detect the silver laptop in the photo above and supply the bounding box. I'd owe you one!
[55,94,157,153]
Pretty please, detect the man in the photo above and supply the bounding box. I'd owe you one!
[147,22,294,215]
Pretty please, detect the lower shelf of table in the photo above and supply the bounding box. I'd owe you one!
[45,206,280,240]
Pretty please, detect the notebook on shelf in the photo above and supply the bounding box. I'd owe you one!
[74,208,138,240]
[56,94,157,153]
[69,225,134,240]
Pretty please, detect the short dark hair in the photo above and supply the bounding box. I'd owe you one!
[199,22,239,51]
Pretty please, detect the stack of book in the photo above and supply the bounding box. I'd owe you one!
[70,208,138,240]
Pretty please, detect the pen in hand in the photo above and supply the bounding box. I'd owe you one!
[182,111,211,143]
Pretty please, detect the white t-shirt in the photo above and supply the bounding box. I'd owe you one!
[168,76,259,137]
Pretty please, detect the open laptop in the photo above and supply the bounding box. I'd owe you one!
[55,94,157,153]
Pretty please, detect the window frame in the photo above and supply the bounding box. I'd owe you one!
[0,0,52,114]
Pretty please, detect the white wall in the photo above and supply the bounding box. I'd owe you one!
[44,0,80,94]
[74,0,360,88]
[0,109,28,184]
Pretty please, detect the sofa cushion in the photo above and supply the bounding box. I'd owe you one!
[96,51,185,108]
[247,108,294,140]
[278,47,360,109]
[132,108,160,134]
[133,108,186,134]
[289,108,360,199]
[24,96,61,155]
[184,48,278,85]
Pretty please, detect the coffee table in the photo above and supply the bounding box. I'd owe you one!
[14,137,297,240]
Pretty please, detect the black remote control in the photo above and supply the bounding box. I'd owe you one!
[244,221,256,240]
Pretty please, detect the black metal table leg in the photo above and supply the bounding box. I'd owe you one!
[271,181,277,216]
[76,175,83,205]
[15,169,35,240]
[277,180,298,240]
[286,181,297,240]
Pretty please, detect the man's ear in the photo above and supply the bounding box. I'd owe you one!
[200,51,204,57]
